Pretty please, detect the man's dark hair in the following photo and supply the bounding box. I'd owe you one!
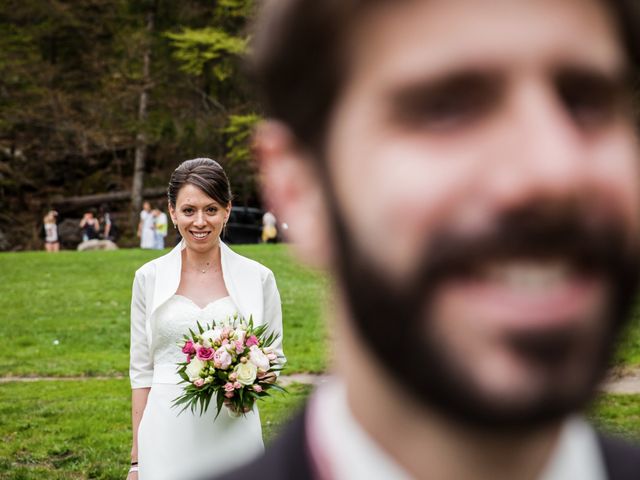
[249,0,640,151]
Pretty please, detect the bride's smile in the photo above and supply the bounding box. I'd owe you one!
[170,183,230,253]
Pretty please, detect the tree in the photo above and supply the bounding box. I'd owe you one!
[130,3,156,229]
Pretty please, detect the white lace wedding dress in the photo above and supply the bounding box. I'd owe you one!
[137,294,264,480]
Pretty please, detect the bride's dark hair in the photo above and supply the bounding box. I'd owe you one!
[168,158,232,208]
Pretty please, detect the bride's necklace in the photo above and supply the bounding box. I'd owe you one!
[187,258,217,274]
[197,261,212,274]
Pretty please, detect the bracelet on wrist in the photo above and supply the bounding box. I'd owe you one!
[131,461,138,466]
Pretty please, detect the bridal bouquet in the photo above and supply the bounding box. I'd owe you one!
[172,316,285,418]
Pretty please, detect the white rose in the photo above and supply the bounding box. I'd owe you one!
[235,362,258,385]
[248,345,270,373]
[185,358,206,381]
[201,327,223,346]
[232,328,246,345]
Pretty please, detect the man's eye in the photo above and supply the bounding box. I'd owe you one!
[414,95,486,129]
[557,73,624,128]
[561,90,616,127]
[394,76,499,131]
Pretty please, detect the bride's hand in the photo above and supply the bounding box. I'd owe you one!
[223,398,251,415]
[260,372,277,384]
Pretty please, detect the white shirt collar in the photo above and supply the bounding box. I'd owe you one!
[307,378,606,480]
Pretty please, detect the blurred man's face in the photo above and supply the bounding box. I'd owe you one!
[321,0,640,426]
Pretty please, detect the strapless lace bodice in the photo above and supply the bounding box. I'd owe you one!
[151,294,238,366]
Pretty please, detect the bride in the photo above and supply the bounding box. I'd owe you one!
[127,158,284,480]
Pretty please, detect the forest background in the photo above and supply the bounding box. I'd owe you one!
[0,0,260,251]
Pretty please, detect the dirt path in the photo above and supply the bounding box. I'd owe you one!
[2,370,640,394]
[600,368,640,395]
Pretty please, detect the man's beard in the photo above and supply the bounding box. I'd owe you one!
[325,186,640,431]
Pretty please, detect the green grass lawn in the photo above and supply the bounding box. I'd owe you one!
[590,394,640,439]
[0,379,312,480]
[0,378,637,479]
[0,245,328,377]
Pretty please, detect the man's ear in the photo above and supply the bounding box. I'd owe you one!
[254,121,331,269]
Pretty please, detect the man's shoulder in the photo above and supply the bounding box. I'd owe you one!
[597,432,640,480]
[213,408,314,480]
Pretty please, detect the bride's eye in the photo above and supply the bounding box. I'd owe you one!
[183,208,194,215]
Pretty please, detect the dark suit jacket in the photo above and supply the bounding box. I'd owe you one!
[213,408,640,480]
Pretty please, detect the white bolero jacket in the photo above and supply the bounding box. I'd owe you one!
[129,240,284,389]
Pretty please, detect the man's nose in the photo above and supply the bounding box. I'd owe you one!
[486,81,589,209]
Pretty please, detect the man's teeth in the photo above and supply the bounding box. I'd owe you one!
[485,262,571,289]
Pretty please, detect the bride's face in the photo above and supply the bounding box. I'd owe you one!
[169,183,231,254]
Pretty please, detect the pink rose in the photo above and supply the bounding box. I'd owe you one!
[229,372,238,382]
[224,391,234,398]
[193,378,205,388]
[186,354,192,363]
[224,382,235,392]
[234,381,242,390]
[213,349,232,370]
[182,340,196,355]
[246,335,259,347]
[234,340,245,354]
[253,384,263,393]
[196,346,214,361]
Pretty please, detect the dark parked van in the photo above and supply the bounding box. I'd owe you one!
[224,206,264,244]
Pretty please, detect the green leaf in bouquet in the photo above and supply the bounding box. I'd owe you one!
[197,321,205,334]
[266,384,287,394]
[171,394,195,416]
[179,370,189,383]
[199,394,207,415]
[262,332,280,348]
[214,391,225,420]
[252,324,267,335]
[203,392,213,413]
[189,328,197,340]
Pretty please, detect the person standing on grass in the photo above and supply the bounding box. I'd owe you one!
[137,201,155,249]
[152,207,168,250]
[127,158,284,480]
[217,0,640,479]
[43,210,60,252]
[99,203,117,242]
[261,211,278,244]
